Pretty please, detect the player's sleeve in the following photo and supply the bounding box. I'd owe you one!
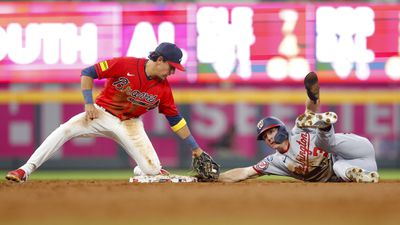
[165,114,187,132]
[81,65,98,79]
[94,58,122,79]
[252,153,290,177]
[314,125,336,151]
[158,82,179,117]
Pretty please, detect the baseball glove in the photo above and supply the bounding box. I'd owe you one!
[192,152,220,182]
[304,71,320,104]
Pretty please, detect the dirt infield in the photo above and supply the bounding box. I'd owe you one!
[1,180,399,225]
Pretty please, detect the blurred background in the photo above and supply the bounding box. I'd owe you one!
[0,0,399,172]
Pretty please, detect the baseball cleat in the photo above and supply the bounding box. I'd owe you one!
[159,168,170,175]
[345,167,379,183]
[5,169,27,183]
[296,111,338,129]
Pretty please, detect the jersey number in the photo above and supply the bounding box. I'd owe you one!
[313,147,328,158]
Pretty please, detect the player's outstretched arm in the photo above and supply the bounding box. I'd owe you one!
[219,167,260,183]
[305,97,320,114]
[296,72,337,130]
[173,124,201,154]
[304,72,320,114]
[172,123,220,182]
[81,75,99,120]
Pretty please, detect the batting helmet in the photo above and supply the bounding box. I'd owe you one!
[256,116,289,144]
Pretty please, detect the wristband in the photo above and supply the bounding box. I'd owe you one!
[82,89,93,104]
[183,134,200,151]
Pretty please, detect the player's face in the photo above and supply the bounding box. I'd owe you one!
[262,127,286,153]
[155,57,176,80]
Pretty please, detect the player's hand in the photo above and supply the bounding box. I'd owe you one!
[192,148,203,158]
[84,104,99,120]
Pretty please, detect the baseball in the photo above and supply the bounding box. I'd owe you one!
[133,166,144,176]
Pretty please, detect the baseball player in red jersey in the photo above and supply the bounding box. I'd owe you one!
[6,42,219,183]
[218,72,379,183]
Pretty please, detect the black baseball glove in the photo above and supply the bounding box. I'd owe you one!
[304,71,320,104]
[192,152,220,182]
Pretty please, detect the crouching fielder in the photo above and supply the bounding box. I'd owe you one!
[6,42,219,183]
[219,72,379,183]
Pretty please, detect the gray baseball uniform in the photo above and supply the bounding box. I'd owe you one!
[253,123,378,182]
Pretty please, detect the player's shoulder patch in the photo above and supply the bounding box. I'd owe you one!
[99,60,109,71]
[254,159,270,172]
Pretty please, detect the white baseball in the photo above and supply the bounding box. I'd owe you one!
[133,166,145,176]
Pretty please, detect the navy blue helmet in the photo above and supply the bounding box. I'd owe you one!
[256,116,289,144]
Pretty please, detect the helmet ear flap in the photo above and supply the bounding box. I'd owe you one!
[274,126,288,144]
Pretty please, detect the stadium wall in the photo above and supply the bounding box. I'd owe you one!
[0,89,399,169]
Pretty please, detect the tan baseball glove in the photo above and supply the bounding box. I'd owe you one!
[192,152,220,182]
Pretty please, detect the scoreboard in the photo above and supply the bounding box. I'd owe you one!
[0,2,399,84]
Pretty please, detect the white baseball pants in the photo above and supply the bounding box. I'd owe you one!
[316,129,378,181]
[21,104,162,176]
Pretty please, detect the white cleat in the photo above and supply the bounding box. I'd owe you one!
[345,167,380,183]
[296,111,338,129]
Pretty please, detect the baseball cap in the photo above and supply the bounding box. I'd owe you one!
[155,42,185,71]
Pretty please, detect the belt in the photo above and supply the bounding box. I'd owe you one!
[104,108,116,117]
[95,104,116,117]
[96,104,139,119]
[100,107,139,120]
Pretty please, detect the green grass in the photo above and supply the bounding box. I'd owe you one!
[374,169,400,179]
[1,169,399,181]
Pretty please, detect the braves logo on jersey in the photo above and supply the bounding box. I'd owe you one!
[113,77,129,91]
[112,77,160,110]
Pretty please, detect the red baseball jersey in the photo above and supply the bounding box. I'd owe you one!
[94,57,179,121]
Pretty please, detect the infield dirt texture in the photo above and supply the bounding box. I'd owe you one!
[1,179,399,225]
